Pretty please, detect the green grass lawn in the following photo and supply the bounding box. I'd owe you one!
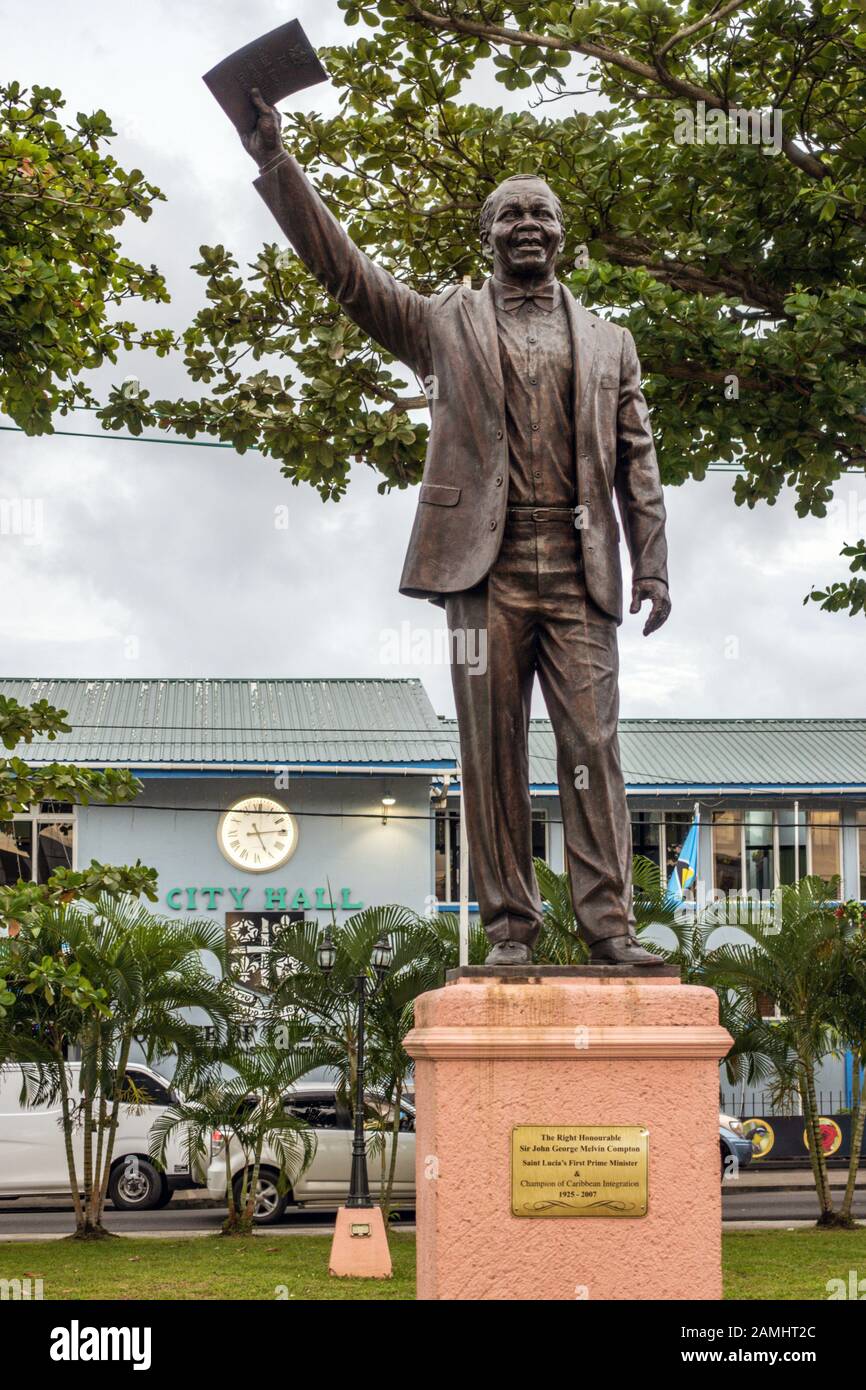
[0,1233,416,1301]
[1,1228,863,1300]
[723,1227,866,1300]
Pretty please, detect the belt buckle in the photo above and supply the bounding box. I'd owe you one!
[531,508,548,522]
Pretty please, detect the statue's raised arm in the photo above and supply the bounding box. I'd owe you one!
[242,89,431,381]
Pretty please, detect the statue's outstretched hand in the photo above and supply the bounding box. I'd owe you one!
[630,578,671,636]
[241,87,283,167]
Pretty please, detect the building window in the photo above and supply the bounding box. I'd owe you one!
[777,808,806,885]
[745,810,774,895]
[0,802,74,887]
[434,807,472,902]
[756,991,782,1021]
[435,805,547,901]
[632,810,661,870]
[713,811,742,895]
[859,810,866,900]
[434,808,458,902]
[808,809,841,885]
[664,813,694,885]
[531,809,548,864]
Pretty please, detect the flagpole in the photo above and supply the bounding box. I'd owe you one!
[458,764,469,967]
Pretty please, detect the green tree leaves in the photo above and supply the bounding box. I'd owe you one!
[0,82,170,433]
[135,3,866,535]
[0,696,157,927]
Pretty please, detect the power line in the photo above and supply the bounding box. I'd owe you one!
[0,425,239,452]
[0,800,845,830]
[5,421,845,472]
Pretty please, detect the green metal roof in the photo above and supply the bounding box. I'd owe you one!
[441,718,866,792]
[2,678,456,771]
[4,681,866,789]
[615,718,866,792]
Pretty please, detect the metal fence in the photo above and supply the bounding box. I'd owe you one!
[720,1090,851,1117]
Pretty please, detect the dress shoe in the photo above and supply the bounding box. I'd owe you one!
[589,936,666,966]
[485,940,533,965]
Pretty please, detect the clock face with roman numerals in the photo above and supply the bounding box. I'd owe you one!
[217,796,298,873]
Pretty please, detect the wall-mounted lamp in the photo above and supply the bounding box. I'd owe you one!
[381,793,396,825]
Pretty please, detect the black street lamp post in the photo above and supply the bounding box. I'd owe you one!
[316,926,393,1209]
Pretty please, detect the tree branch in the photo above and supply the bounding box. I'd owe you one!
[401,1,833,181]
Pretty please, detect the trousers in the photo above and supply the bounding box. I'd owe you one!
[445,509,634,948]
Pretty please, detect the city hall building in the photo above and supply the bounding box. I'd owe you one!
[3,678,865,1116]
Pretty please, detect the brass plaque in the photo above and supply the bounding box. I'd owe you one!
[511,1125,648,1218]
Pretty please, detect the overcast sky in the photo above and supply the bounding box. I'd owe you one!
[1,0,864,721]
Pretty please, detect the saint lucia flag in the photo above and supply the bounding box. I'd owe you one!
[668,813,699,902]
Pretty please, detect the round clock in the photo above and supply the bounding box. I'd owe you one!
[217,795,298,873]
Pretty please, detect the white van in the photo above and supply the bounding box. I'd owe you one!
[206,1080,416,1224]
[0,1062,196,1210]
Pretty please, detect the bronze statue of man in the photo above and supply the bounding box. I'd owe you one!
[242,90,671,967]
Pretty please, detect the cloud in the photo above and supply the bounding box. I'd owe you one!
[1,1,863,721]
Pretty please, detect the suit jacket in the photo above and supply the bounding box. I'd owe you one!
[254,157,668,623]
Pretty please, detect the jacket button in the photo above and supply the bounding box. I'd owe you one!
[495,476,503,486]
[490,520,497,530]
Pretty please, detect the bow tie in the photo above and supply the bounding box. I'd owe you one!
[498,285,557,313]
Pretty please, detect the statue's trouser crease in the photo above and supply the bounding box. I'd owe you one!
[446,512,634,949]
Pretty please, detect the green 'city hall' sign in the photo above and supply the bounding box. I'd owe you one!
[165,885,364,912]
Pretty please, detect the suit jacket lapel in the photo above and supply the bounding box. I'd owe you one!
[462,278,595,411]
[461,279,504,395]
[561,285,597,417]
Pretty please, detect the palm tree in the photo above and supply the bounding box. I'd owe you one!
[150,1035,320,1235]
[532,853,678,962]
[0,918,112,1235]
[0,894,235,1238]
[704,877,845,1225]
[533,858,590,962]
[268,904,451,1219]
[662,904,788,1101]
[830,906,866,1225]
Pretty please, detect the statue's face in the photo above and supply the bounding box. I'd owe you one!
[485,180,564,279]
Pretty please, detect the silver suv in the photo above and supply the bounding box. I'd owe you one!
[205,1080,416,1224]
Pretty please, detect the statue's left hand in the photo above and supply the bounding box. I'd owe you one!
[630,578,671,636]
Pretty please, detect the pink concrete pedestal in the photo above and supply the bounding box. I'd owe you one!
[403,974,733,1301]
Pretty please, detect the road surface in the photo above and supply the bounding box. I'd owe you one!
[0,1187,862,1237]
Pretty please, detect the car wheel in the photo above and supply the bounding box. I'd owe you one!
[233,1169,289,1225]
[109,1158,164,1210]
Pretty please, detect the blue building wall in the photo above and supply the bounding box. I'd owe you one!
[78,773,435,925]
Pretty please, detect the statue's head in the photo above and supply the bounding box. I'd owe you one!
[479,174,565,279]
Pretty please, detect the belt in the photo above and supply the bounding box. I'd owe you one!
[506,505,577,523]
